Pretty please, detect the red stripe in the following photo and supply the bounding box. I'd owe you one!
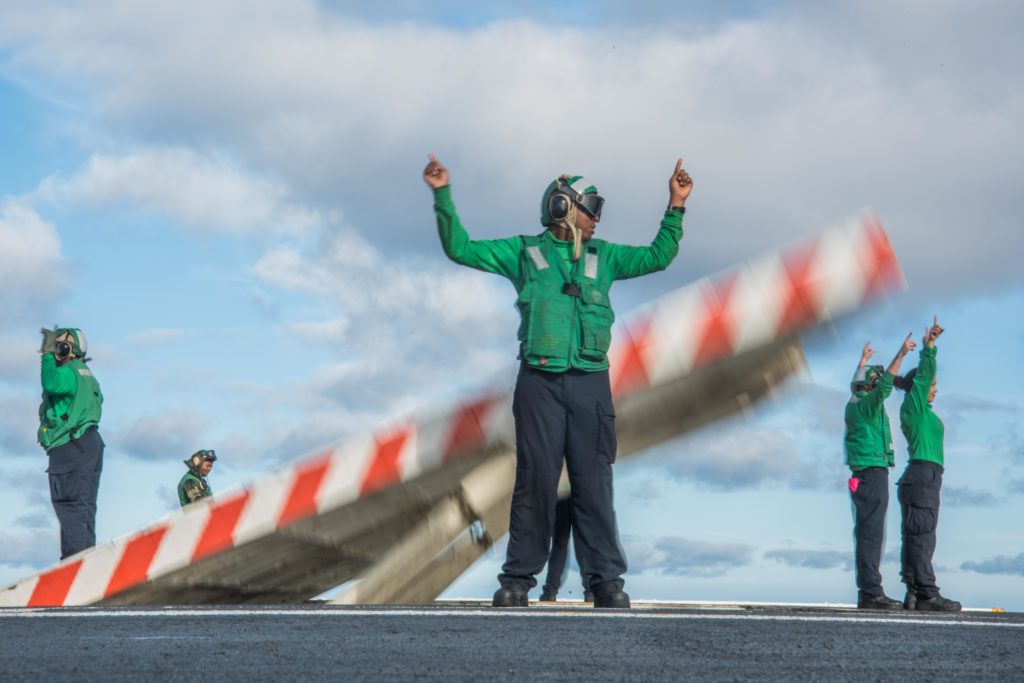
[611,317,653,398]
[192,491,251,561]
[27,560,83,607]
[104,526,169,598]
[860,215,902,301]
[776,242,821,335]
[692,276,738,369]
[277,453,332,528]
[360,426,411,496]
[443,396,499,463]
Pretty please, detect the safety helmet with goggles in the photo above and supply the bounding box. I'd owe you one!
[850,365,884,393]
[184,449,217,471]
[540,175,604,226]
[55,328,88,359]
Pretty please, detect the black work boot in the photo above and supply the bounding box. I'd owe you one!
[583,590,594,603]
[903,592,917,610]
[539,589,557,602]
[593,588,630,609]
[915,595,962,612]
[857,594,903,610]
[492,585,528,607]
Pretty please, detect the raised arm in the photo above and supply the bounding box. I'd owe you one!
[860,333,915,413]
[424,154,522,280]
[610,159,692,280]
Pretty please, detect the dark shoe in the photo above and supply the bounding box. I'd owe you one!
[539,590,557,602]
[915,595,962,612]
[492,585,528,607]
[903,592,917,610]
[593,589,630,609]
[583,590,594,603]
[857,594,903,610]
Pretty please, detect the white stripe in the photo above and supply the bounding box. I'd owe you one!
[78,369,93,377]
[568,177,591,193]
[526,246,549,270]
[0,608,1018,629]
[584,252,598,279]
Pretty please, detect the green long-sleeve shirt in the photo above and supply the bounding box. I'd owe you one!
[433,184,683,371]
[900,346,944,466]
[844,371,895,470]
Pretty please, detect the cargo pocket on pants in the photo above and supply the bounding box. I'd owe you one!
[905,505,938,535]
[49,470,80,504]
[596,403,618,464]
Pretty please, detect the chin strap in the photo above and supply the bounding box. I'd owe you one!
[557,203,583,261]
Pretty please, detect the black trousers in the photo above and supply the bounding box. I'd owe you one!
[898,459,943,599]
[850,466,889,599]
[499,365,626,594]
[47,428,105,560]
[542,496,588,596]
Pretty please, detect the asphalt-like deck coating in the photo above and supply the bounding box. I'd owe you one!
[1,602,1021,682]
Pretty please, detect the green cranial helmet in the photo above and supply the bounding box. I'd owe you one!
[850,364,884,393]
[184,449,217,472]
[540,174,604,226]
[55,327,88,358]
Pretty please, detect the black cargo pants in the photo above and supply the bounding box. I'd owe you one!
[47,428,105,560]
[850,466,890,599]
[898,459,943,599]
[542,496,588,597]
[499,364,626,594]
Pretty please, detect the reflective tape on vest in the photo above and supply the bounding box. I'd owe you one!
[527,245,549,271]
[585,252,598,279]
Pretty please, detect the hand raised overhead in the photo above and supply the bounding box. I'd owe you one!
[668,158,693,206]
[924,315,944,347]
[423,154,449,189]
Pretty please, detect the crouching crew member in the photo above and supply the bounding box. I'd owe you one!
[178,449,217,507]
[845,334,915,610]
[424,154,692,608]
[38,327,105,560]
[895,318,961,612]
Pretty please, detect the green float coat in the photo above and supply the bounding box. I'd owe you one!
[38,354,103,452]
[844,371,895,471]
[433,185,683,372]
[178,471,213,507]
[900,346,944,466]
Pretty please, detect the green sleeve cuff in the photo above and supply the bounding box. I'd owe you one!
[921,346,937,358]
[433,184,453,206]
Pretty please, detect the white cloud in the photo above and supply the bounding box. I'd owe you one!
[0,199,66,320]
[2,0,1021,301]
[625,535,756,577]
[37,148,326,236]
[0,530,54,568]
[111,409,210,462]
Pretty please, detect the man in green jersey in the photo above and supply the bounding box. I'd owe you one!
[845,334,915,609]
[178,449,217,507]
[38,326,105,560]
[424,154,692,608]
[894,317,961,612]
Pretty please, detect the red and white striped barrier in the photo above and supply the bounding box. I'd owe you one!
[0,211,902,607]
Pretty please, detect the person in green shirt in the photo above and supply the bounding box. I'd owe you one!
[894,317,961,612]
[178,449,217,507]
[424,154,692,608]
[845,333,915,609]
[38,326,105,560]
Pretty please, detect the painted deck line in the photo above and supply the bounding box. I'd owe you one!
[0,607,1019,629]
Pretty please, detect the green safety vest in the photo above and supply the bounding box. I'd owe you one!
[38,357,103,452]
[178,471,213,507]
[518,234,615,371]
[844,372,895,470]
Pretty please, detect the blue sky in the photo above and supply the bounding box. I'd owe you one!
[0,0,1022,608]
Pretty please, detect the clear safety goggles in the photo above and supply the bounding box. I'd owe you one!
[575,193,604,219]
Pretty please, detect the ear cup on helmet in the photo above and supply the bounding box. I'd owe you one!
[548,193,571,221]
